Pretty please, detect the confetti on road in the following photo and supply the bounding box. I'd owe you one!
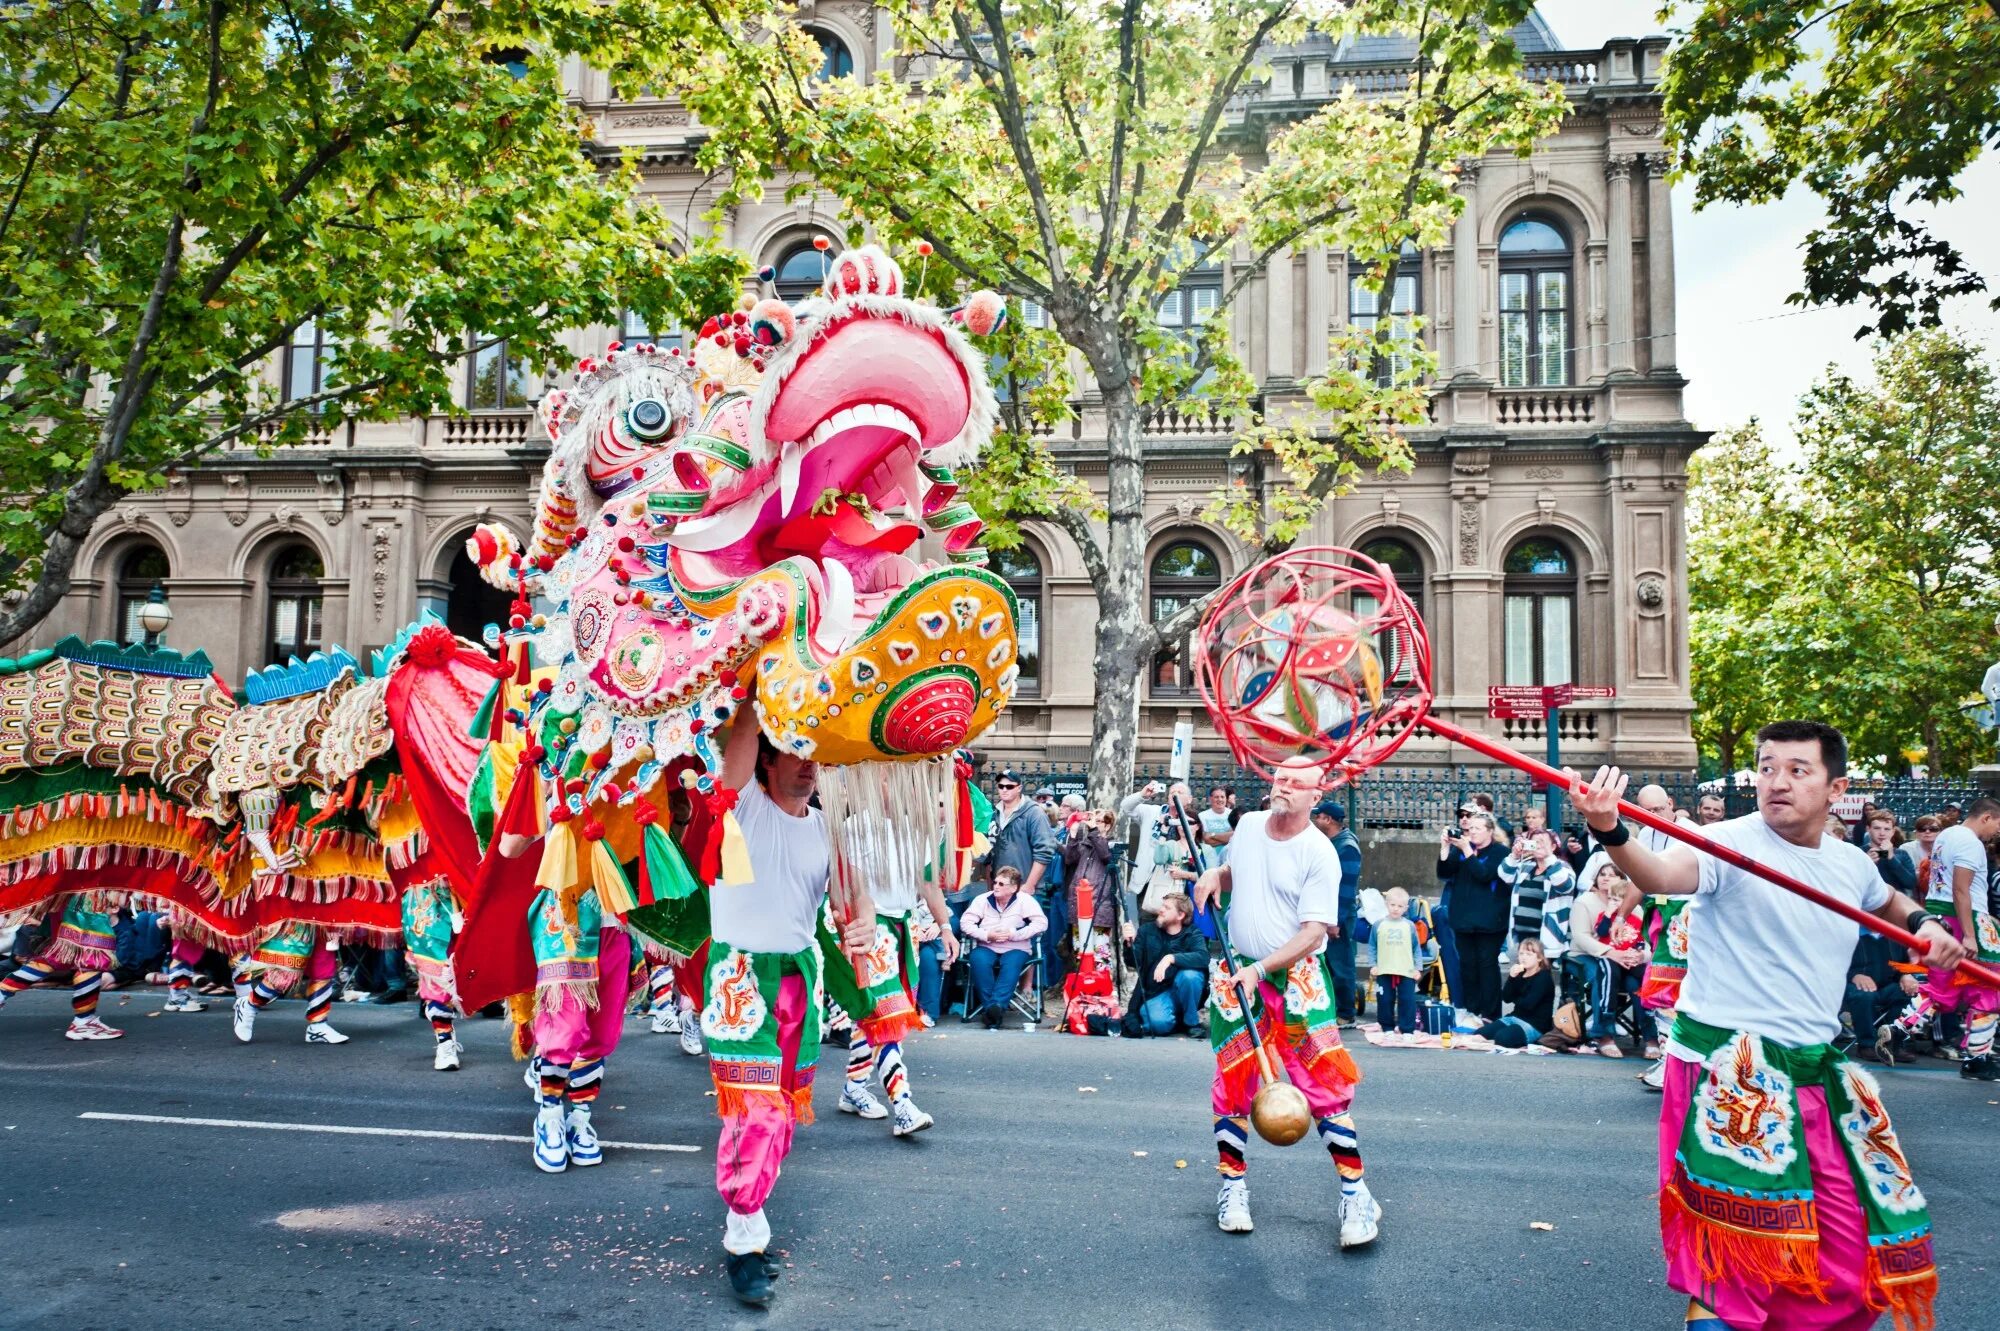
[1530,1222,1556,1231]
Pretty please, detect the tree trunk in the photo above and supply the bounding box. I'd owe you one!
[1085,377,1154,809]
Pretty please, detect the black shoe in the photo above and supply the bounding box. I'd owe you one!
[980,1006,1001,1030]
[365,988,409,1005]
[1187,1023,1211,1040]
[1959,1055,2000,1082]
[726,1251,775,1306]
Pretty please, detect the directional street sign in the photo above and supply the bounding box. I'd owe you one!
[1487,683,1616,717]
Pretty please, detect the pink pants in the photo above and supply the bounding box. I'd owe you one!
[169,938,204,967]
[715,972,807,1217]
[1211,977,1353,1119]
[1659,1057,1875,1331]
[530,929,631,1066]
[1918,918,2000,1015]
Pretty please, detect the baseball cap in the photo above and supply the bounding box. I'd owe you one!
[1314,799,1347,823]
[995,769,1022,786]
[1034,786,1055,799]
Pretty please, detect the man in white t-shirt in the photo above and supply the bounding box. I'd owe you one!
[1882,797,2000,1078]
[1568,720,1965,1331]
[1191,756,1376,1249]
[705,707,875,1308]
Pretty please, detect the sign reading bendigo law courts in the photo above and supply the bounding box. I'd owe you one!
[1486,684,1615,719]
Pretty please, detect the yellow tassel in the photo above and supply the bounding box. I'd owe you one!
[534,819,578,894]
[719,808,756,886]
[589,836,635,918]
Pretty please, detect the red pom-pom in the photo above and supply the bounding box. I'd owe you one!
[962,290,1007,337]
[631,799,659,827]
[509,613,526,629]
[916,240,934,257]
[617,535,635,553]
[748,299,795,347]
[536,677,554,694]
[689,718,705,735]
[812,235,831,251]
[405,623,458,667]
[579,818,605,841]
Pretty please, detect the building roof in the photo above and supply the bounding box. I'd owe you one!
[1330,9,1561,63]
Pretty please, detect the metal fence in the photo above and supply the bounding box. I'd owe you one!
[983,761,1988,834]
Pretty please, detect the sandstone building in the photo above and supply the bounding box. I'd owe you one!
[20,9,1702,772]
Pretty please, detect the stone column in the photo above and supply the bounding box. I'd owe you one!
[1303,245,1331,376]
[1645,155,1676,372]
[1266,248,1295,383]
[1605,155,1637,376]
[1451,162,1482,379]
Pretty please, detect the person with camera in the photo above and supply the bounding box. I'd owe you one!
[1436,811,1508,1021]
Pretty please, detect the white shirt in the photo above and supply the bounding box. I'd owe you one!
[708,779,830,954]
[1223,811,1342,959]
[1674,812,1891,1050]
[1925,824,1989,917]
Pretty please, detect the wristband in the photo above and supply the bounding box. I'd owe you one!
[1906,908,1933,937]
[1250,960,1266,982]
[1593,821,1631,848]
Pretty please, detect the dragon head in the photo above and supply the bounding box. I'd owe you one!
[486,246,1018,810]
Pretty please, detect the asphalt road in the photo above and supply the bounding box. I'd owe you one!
[1,988,1994,1331]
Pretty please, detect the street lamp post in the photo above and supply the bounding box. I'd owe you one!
[137,580,174,648]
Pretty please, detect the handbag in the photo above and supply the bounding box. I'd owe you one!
[1551,999,1583,1041]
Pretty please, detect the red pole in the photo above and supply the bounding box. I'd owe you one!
[1415,713,2000,989]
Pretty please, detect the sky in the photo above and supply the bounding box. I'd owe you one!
[1533,0,2000,444]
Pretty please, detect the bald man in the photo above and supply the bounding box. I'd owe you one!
[1634,785,1675,853]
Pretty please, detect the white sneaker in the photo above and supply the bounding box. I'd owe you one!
[839,1083,888,1119]
[232,997,255,1043]
[1641,1058,1666,1091]
[304,1021,349,1045]
[1217,1178,1253,1233]
[533,1104,568,1173]
[679,1021,705,1057]
[1339,1181,1381,1248]
[567,1104,602,1166]
[434,1040,462,1071]
[650,1009,681,1035]
[65,1016,124,1041]
[891,1099,934,1137]
[162,995,207,1013]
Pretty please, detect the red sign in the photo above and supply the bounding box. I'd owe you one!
[1487,683,1615,720]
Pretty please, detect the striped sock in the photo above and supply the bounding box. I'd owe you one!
[304,978,334,1025]
[231,965,254,1000]
[846,1029,873,1085]
[1893,996,1935,1037]
[567,1059,605,1105]
[648,965,673,1018]
[875,1041,909,1103]
[1318,1114,1364,1195]
[424,1000,455,1044]
[539,1067,570,1107]
[166,957,193,996]
[71,972,104,1017]
[1968,1011,1998,1060]
[248,979,281,1010]
[1214,1115,1249,1178]
[0,960,57,997]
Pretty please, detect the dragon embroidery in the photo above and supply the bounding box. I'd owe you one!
[1695,1032,1796,1175]
[702,949,766,1042]
[1839,1065,1926,1215]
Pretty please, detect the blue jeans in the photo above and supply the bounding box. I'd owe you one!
[1037,887,1069,987]
[1139,968,1207,1034]
[969,946,1031,1015]
[1376,974,1419,1034]
[1327,897,1359,1020]
[916,939,945,1021]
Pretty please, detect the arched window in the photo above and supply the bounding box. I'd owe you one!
[266,544,325,666]
[1149,539,1222,697]
[1503,536,1575,686]
[1354,536,1424,683]
[445,542,517,648]
[772,244,828,303]
[1498,216,1572,388]
[1349,245,1422,385]
[620,307,685,353]
[467,332,535,410]
[807,27,854,80]
[283,319,337,408]
[115,544,170,646]
[1159,258,1221,341]
[990,545,1043,697]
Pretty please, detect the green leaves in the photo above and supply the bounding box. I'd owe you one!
[1689,330,2000,776]
[1662,1,1998,338]
[0,0,763,642]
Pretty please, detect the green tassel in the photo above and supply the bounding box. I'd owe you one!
[624,827,710,957]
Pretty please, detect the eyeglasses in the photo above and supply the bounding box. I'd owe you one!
[997,781,1020,790]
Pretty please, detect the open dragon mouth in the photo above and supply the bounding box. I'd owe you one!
[669,308,981,660]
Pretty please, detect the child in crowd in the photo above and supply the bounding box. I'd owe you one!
[1476,936,1554,1048]
[1367,888,1430,1042]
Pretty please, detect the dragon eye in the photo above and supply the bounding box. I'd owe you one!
[628,397,672,440]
